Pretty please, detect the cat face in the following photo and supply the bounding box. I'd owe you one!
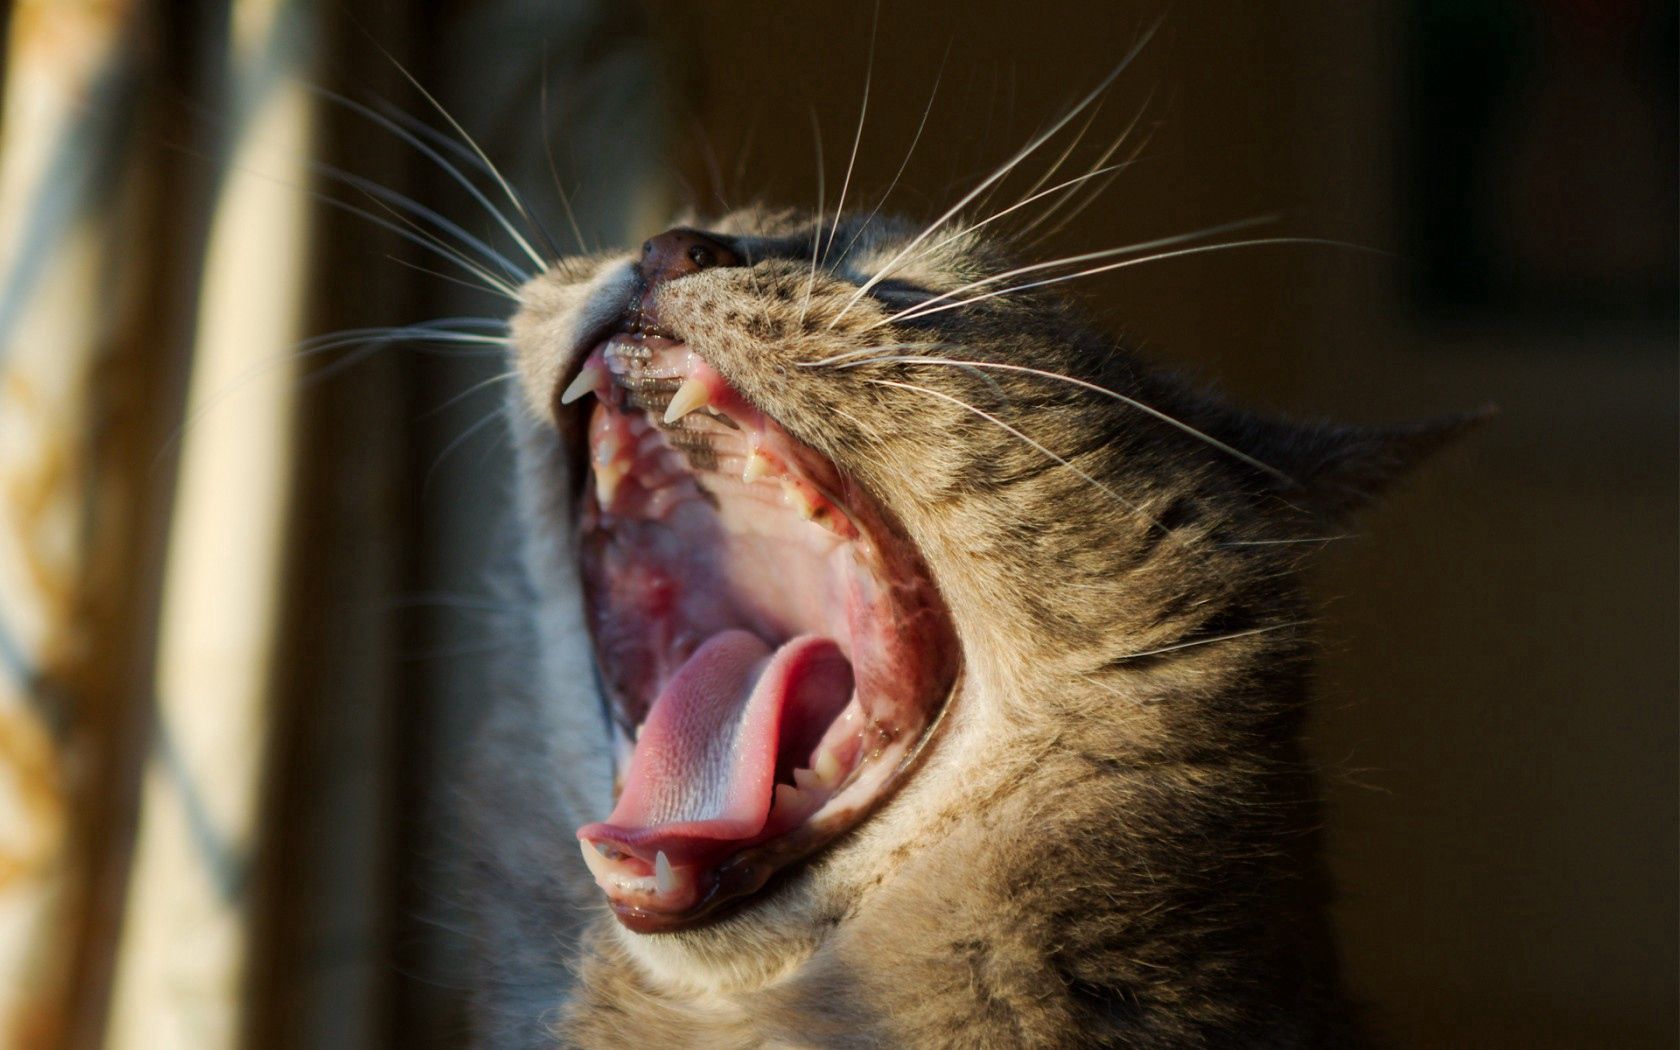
[505,203,1460,986]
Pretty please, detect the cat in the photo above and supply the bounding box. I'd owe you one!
[459,197,1474,1047]
[455,160,1476,1042]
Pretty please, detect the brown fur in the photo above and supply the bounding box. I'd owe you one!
[468,205,1470,1047]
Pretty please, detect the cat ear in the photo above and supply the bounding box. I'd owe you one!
[1237,405,1495,520]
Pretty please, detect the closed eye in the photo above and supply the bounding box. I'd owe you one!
[864,278,936,306]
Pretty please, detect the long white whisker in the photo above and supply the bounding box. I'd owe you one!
[1013,86,1158,243]
[797,342,961,368]
[191,139,521,298]
[1221,535,1353,547]
[1006,95,1108,213]
[1021,122,1167,251]
[540,57,593,254]
[913,159,1137,263]
[823,0,878,263]
[368,56,553,272]
[884,235,1379,326]
[868,378,1154,524]
[156,326,508,468]
[836,41,949,263]
[829,12,1166,327]
[316,161,530,281]
[424,406,508,493]
[296,319,506,350]
[421,369,519,419]
[306,186,523,299]
[799,108,827,325]
[313,87,547,274]
[382,254,519,301]
[874,217,1273,328]
[373,93,561,258]
[839,356,1294,483]
[1108,622,1309,664]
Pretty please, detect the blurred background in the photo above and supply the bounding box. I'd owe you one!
[0,1,1673,1047]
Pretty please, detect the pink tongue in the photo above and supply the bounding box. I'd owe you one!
[578,629,852,865]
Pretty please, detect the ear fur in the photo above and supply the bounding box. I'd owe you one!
[1231,404,1496,520]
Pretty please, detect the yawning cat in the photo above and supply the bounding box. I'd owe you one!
[461,192,1470,1046]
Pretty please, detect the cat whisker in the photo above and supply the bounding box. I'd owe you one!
[976,93,1109,229]
[797,342,960,368]
[315,160,531,282]
[836,42,949,264]
[1012,86,1159,244]
[382,254,520,302]
[155,323,509,470]
[1105,622,1310,665]
[185,139,522,298]
[312,86,548,275]
[822,0,879,265]
[872,216,1275,328]
[799,108,827,326]
[421,369,520,421]
[838,355,1294,484]
[867,377,1156,526]
[830,11,1166,327]
[371,90,569,259]
[884,235,1382,327]
[912,159,1137,263]
[424,404,508,494]
[1220,535,1355,547]
[308,188,523,299]
[362,46,556,271]
[540,57,595,255]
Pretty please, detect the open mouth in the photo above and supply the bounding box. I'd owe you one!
[559,296,960,933]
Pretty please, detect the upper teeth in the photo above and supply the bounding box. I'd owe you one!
[561,364,603,405]
[663,377,710,424]
[741,448,774,483]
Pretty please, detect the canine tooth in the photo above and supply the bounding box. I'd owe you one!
[561,364,603,405]
[663,377,709,424]
[741,448,773,484]
[579,840,615,885]
[792,767,822,793]
[595,461,628,508]
[654,851,676,894]
[814,750,842,787]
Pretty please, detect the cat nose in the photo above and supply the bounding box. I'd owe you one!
[639,228,740,285]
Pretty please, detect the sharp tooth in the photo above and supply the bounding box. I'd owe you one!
[741,448,773,484]
[782,480,818,520]
[774,783,807,813]
[595,461,628,509]
[593,432,622,466]
[561,364,603,405]
[663,377,710,424]
[814,750,842,787]
[654,851,676,894]
[792,767,822,793]
[579,840,615,885]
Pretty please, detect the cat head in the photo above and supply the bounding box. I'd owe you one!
[504,203,1474,990]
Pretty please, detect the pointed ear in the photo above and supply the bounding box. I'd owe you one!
[1240,405,1495,520]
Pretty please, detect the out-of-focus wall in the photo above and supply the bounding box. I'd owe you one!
[652,2,1678,1045]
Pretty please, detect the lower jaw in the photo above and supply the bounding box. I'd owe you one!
[585,695,958,933]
